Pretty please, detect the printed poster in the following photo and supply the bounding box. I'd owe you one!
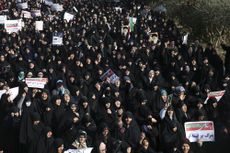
[204,90,225,104]
[26,78,48,89]
[184,121,215,142]
[52,32,63,46]
[4,19,22,33]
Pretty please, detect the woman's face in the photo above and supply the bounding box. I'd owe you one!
[64,94,70,102]
[182,143,190,153]
[167,109,174,117]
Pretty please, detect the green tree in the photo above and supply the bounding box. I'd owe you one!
[151,0,230,47]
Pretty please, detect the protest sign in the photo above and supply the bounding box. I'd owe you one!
[129,17,137,32]
[26,78,48,89]
[64,147,93,153]
[0,15,6,24]
[184,121,215,142]
[16,2,28,9]
[4,19,22,33]
[0,87,19,101]
[31,10,41,17]
[204,90,225,104]
[100,69,119,84]
[21,10,32,18]
[64,12,74,22]
[52,32,63,46]
[115,7,122,12]
[35,21,43,31]
[182,33,189,45]
[51,3,63,12]
[44,0,53,6]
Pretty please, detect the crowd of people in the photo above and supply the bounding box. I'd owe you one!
[0,0,230,153]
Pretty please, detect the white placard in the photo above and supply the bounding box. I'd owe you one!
[115,7,122,12]
[52,32,63,46]
[21,11,32,18]
[64,12,74,22]
[51,3,63,12]
[35,21,43,31]
[31,10,42,17]
[182,33,189,45]
[16,2,28,9]
[44,0,53,6]
[64,148,93,153]
[0,87,19,101]
[25,78,48,89]
[0,15,6,24]
[185,121,215,142]
[204,90,225,104]
[4,19,22,33]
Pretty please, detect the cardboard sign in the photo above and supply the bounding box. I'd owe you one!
[35,21,43,31]
[0,15,6,24]
[64,12,74,22]
[100,69,119,84]
[26,78,48,89]
[0,87,19,101]
[185,121,215,142]
[52,32,63,45]
[16,2,28,9]
[4,19,22,33]
[64,148,93,153]
[204,90,225,104]
[51,3,63,12]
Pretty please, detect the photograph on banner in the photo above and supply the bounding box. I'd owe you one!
[204,90,225,104]
[0,87,19,101]
[52,32,64,46]
[25,78,48,89]
[4,19,22,33]
[184,121,215,142]
[64,12,74,22]
[0,15,6,24]
[100,69,119,84]
[64,147,93,153]
[35,21,44,31]
[16,2,28,10]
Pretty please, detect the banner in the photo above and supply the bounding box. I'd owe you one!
[35,21,43,31]
[184,121,215,142]
[4,19,22,33]
[16,2,28,9]
[52,32,63,45]
[64,12,74,22]
[25,78,48,89]
[100,69,119,84]
[0,87,19,101]
[64,148,93,153]
[0,15,6,24]
[204,90,225,104]
[51,3,63,12]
